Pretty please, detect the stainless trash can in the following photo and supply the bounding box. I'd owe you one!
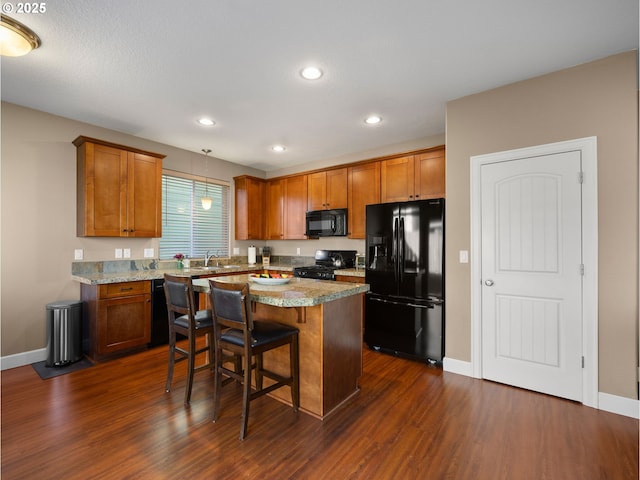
[46,300,82,367]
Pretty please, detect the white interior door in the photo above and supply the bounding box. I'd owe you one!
[480,150,583,401]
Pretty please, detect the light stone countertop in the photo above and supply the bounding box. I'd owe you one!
[334,268,365,278]
[73,264,273,285]
[194,274,369,307]
[72,263,365,286]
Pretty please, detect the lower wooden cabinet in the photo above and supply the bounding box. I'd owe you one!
[81,281,151,362]
[335,274,365,284]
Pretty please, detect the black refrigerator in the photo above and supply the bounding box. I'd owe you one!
[364,198,444,363]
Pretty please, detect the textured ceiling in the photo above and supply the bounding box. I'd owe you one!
[1,0,638,171]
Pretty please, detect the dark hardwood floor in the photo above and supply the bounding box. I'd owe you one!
[2,343,638,479]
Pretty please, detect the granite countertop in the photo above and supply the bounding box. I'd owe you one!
[194,274,369,307]
[73,264,272,285]
[72,262,365,286]
[334,268,365,278]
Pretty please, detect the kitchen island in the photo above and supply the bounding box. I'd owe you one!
[193,275,368,420]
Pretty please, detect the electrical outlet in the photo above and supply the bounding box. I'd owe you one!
[123,248,131,258]
[74,249,83,260]
[233,247,240,255]
[296,247,301,255]
[115,248,123,259]
[144,248,154,258]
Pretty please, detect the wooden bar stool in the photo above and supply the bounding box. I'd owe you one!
[163,273,214,405]
[208,279,300,440]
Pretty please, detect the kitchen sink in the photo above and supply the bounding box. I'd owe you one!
[192,265,242,271]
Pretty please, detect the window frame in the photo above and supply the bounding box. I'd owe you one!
[159,169,230,260]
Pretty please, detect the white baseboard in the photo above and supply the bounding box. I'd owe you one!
[443,356,639,419]
[1,348,47,371]
[598,392,640,419]
[442,356,473,377]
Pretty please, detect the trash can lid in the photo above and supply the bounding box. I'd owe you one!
[46,300,82,309]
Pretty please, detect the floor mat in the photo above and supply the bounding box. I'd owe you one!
[31,357,94,379]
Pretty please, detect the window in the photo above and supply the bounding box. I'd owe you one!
[160,171,230,260]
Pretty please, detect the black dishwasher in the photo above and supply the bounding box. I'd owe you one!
[150,278,169,347]
[150,277,197,347]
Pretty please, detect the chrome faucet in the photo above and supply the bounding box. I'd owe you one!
[205,250,219,267]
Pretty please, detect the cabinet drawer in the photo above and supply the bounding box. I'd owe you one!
[99,281,150,299]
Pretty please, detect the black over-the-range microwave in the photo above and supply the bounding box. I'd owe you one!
[305,209,348,237]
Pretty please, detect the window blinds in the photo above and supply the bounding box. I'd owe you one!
[160,173,229,260]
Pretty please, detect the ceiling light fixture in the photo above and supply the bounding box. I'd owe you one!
[364,115,382,125]
[300,66,323,80]
[198,118,215,126]
[272,145,286,153]
[201,149,213,210]
[0,15,41,57]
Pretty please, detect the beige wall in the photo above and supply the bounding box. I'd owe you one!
[445,51,639,399]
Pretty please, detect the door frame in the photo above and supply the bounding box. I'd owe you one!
[470,137,598,408]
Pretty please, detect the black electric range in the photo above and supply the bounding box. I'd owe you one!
[293,250,357,280]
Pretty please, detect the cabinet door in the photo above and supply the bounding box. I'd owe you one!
[348,162,380,239]
[307,171,328,211]
[97,293,151,355]
[325,168,348,209]
[127,152,162,237]
[266,179,284,240]
[284,174,308,239]
[79,142,128,236]
[381,155,415,203]
[235,176,266,240]
[415,147,446,199]
[76,137,164,238]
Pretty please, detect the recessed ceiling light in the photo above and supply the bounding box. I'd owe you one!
[300,66,323,80]
[364,115,382,125]
[272,145,286,152]
[198,118,215,126]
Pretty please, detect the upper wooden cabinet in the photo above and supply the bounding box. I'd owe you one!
[234,175,265,240]
[284,174,308,239]
[74,136,164,237]
[266,179,285,240]
[348,162,380,239]
[414,147,446,199]
[380,146,445,203]
[307,168,348,211]
[265,175,308,240]
[380,155,415,203]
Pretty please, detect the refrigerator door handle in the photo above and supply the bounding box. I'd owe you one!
[393,217,399,283]
[368,296,434,309]
[399,216,405,282]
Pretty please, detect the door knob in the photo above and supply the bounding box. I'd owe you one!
[484,279,494,286]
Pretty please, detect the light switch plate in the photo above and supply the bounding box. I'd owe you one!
[143,248,154,258]
[123,248,131,258]
[459,250,469,263]
[296,247,301,255]
[233,247,240,255]
[115,248,123,259]
[74,249,83,260]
